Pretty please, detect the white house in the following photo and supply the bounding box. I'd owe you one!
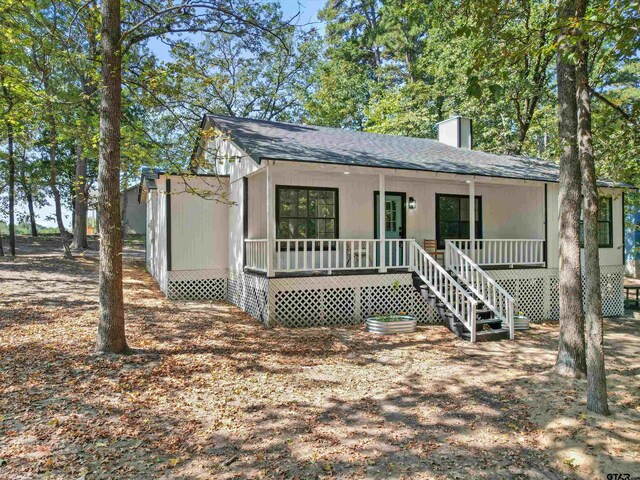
[121,185,146,235]
[87,186,148,236]
[140,115,631,342]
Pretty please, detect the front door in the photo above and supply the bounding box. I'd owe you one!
[374,192,406,266]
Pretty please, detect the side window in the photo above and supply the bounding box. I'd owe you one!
[436,194,482,249]
[580,196,613,247]
[277,187,338,239]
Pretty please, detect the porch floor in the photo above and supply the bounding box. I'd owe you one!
[481,264,546,270]
[244,264,547,278]
[245,267,412,278]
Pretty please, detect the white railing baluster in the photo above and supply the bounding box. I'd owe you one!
[365,241,370,268]
[445,240,515,339]
[446,239,545,267]
[332,241,336,270]
[303,240,308,270]
[406,241,478,341]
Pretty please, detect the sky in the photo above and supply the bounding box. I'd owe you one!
[148,0,324,62]
[20,0,325,230]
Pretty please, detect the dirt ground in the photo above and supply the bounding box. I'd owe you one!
[0,236,638,479]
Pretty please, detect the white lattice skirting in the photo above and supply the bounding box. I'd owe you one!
[268,273,439,327]
[148,264,168,295]
[227,270,270,324]
[488,265,624,322]
[151,265,624,327]
[166,269,228,300]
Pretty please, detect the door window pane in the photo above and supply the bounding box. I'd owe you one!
[385,200,397,231]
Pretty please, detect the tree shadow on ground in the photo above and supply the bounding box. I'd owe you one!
[1,237,638,479]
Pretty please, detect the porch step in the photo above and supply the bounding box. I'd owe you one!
[450,317,502,334]
[417,280,508,341]
[474,318,503,332]
[412,249,513,343]
[460,328,510,342]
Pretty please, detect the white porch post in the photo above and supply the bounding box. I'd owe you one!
[379,174,386,273]
[266,164,275,277]
[469,179,475,261]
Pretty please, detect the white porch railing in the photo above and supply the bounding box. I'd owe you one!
[245,239,268,272]
[445,240,515,340]
[409,241,479,342]
[244,238,412,273]
[446,239,545,267]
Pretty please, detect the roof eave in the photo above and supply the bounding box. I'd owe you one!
[259,156,636,189]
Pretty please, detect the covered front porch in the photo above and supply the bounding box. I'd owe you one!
[227,161,624,331]
[242,160,548,277]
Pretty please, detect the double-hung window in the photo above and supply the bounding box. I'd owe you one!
[580,196,613,248]
[276,186,338,239]
[436,194,482,249]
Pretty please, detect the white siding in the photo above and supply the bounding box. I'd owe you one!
[248,171,266,239]
[122,187,146,235]
[145,179,168,291]
[246,165,546,245]
[203,120,262,181]
[169,176,230,271]
[228,175,244,273]
[546,184,624,267]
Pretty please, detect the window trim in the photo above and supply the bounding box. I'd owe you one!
[581,196,613,248]
[275,185,339,243]
[435,193,483,250]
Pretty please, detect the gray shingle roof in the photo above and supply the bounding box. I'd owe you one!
[206,114,631,188]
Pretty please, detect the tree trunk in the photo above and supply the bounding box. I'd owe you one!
[19,152,38,237]
[7,122,16,256]
[71,141,89,249]
[120,179,129,241]
[26,188,38,236]
[1,49,15,255]
[0,228,4,256]
[47,114,73,260]
[20,163,38,237]
[121,179,128,240]
[95,0,128,354]
[554,0,586,377]
[576,0,610,415]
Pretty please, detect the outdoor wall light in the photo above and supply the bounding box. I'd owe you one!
[408,197,417,209]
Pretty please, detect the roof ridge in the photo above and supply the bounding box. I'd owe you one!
[205,114,566,164]
[205,113,443,143]
[201,114,634,189]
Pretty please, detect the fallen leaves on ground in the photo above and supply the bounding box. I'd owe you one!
[0,236,638,479]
